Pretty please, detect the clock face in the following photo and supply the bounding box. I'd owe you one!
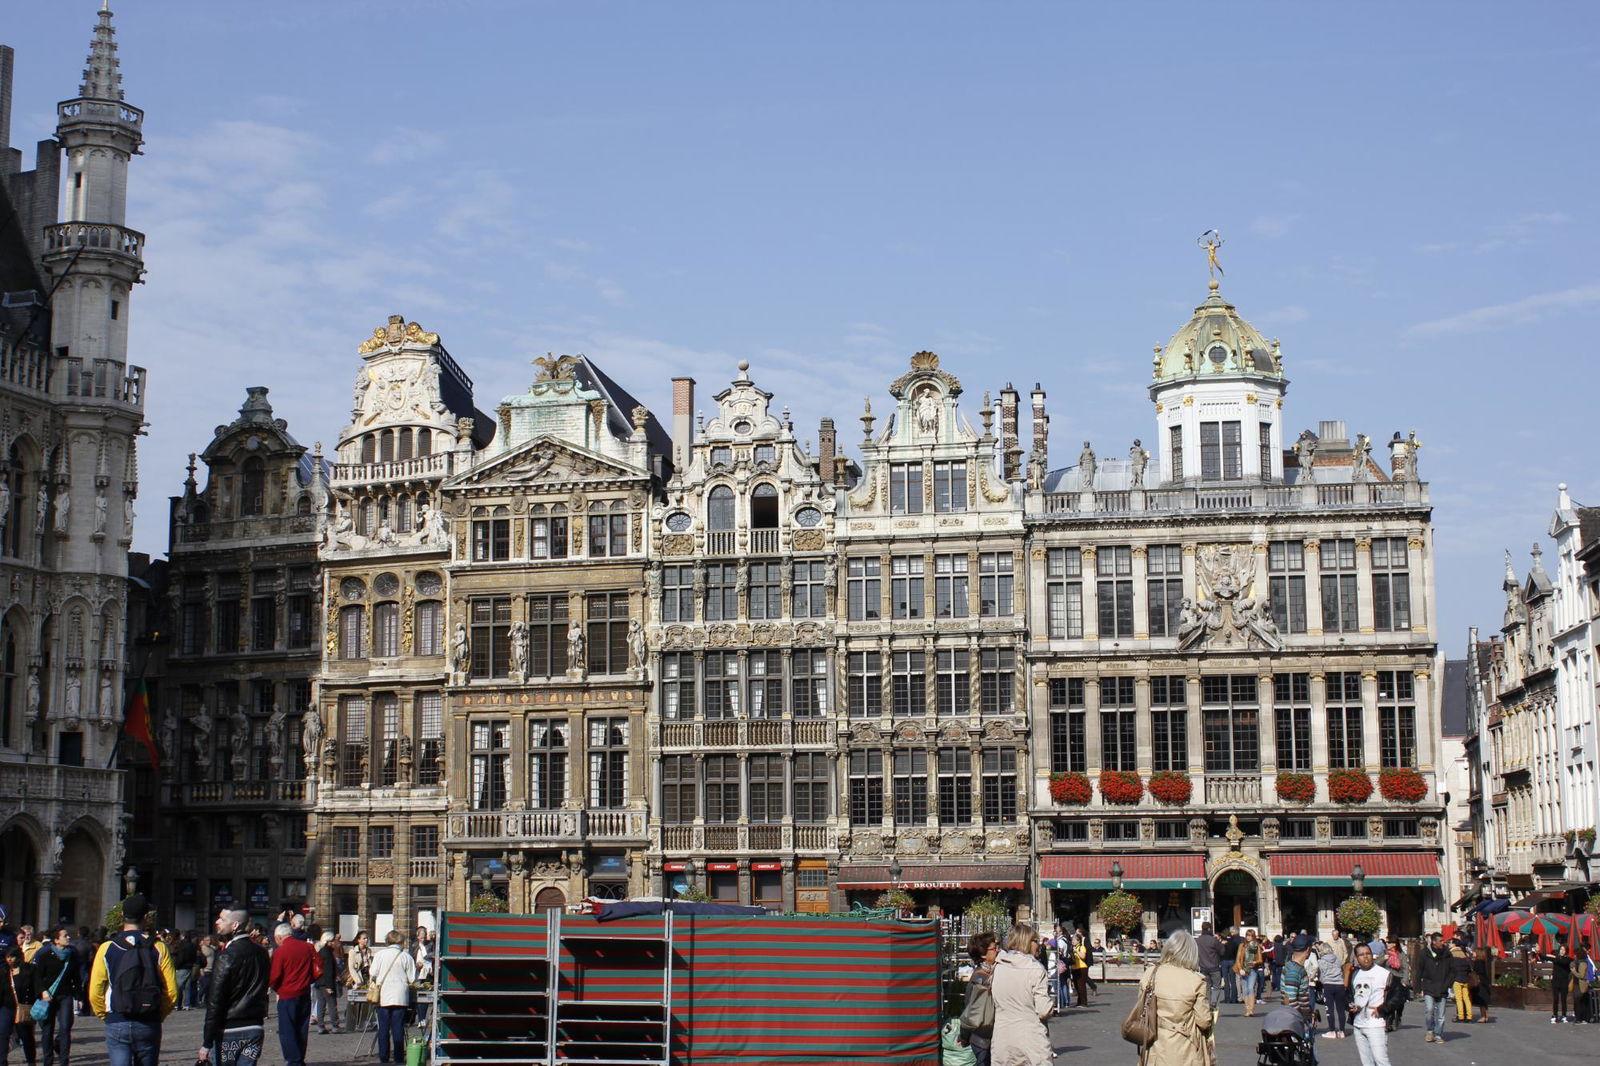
[793,506,822,528]
[665,511,692,533]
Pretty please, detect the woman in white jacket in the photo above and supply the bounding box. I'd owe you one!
[988,923,1054,1066]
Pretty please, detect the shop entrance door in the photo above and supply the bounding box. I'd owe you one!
[1212,870,1260,932]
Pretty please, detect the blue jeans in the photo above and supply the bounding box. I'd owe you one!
[104,1019,162,1066]
[277,996,310,1066]
[1422,993,1447,1039]
[174,969,192,1009]
[41,1003,73,1066]
[1203,969,1222,1008]
[1239,969,1261,998]
[376,1006,406,1063]
[212,1025,263,1066]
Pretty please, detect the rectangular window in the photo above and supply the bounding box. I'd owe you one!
[585,592,629,674]
[705,563,737,622]
[1048,678,1086,773]
[472,517,511,562]
[980,648,1014,715]
[847,557,882,621]
[181,598,205,655]
[660,755,696,824]
[748,753,785,823]
[373,602,400,658]
[1146,544,1184,637]
[1201,674,1260,773]
[251,597,276,651]
[1378,670,1417,768]
[415,692,443,786]
[1046,548,1084,639]
[791,560,827,619]
[933,461,967,512]
[216,597,240,652]
[935,649,970,716]
[333,826,360,859]
[527,594,569,677]
[748,561,782,620]
[937,747,973,825]
[1259,421,1273,478]
[891,650,926,716]
[1371,537,1412,632]
[532,514,568,559]
[1320,539,1360,633]
[934,554,970,619]
[1100,676,1137,771]
[893,749,928,825]
[891,555,925,619]
[1096,546,1135,638]
[1170,425,1184,481]
[1200,420,1243,481]
[376,693,400,786]
[661,564,694,623]
[848,651,882,717]
[469,596,512,678]
[848,750,884,826]
[1150,675,1188,772]
[747,650,785,718]
[754,443,776,465]
[792,752,831,823]
[890,463,924,514]
[703,651,741,719]
[791,650,828,718]
[587,717,628,808]
[661,653,697,719]
[415,600,444,656]
[1273,673,1312,772]
[702,753,740,824]
[982,747,1018,823]
[469,719,509,811]
[340,696,367,786]
[368,825,394,860]
[587,511,629,558]
[978,553,1014,617]
[412,824,439,859]
[1268,540,1308,634]
[1326,671,1365,769]
[528,719,568,809]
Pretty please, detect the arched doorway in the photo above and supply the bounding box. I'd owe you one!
[53,827,105,929]
[0,824,39,923]
[533,887,566,914]
[1212,869,1260,933]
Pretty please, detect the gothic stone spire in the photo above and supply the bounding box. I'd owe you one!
[79,3,125,101]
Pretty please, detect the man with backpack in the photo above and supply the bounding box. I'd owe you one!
[87,895,178,1066]
[196,908,269,1066]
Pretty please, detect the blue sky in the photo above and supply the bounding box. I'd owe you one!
[8,1,1599,649]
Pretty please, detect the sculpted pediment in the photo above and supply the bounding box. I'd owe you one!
[446,436,641,490]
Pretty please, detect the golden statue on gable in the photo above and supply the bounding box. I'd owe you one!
[533,353,580,383]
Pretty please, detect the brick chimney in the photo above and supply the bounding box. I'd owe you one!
[999,383,1022,482]
[1029,383,1048,486]
[671,376,695,469]
[818,417,837,484]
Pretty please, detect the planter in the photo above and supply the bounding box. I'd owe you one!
[1050,772,1092,806]
[1275,773,1316,803]
[1378,767,1427,803]
[1099,770,1144,806]
[1520,987,1553,1011]
[1492,986,1525,1010]
[1100,961,1147,983]
[1328,769,1374,804]
[1149,771,1192,805]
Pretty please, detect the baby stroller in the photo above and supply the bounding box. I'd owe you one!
[1256,1006,1316,1066]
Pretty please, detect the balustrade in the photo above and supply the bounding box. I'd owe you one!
[750,528,780,553]
[1204,774,1263,805]
[706,530,737,555]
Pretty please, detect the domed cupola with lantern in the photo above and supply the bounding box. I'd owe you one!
[1149,234,1288,485]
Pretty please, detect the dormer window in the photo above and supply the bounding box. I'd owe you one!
[1200,421,1242,481]
[754,443,776,466]
[933,461,967,513]
[240,457,266,517]
[751,483,779,529]
[710,446,732,467]
[1207,344,1229,367]
[890,463,923,515]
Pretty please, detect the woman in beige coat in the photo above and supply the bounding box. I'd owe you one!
[1138,931,1215,1066]
[988,923,1054,1066]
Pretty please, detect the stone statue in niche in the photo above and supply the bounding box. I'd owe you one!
[914,386,941,436]
[566,623,586,675]
[450,623,471,682]
[94,490,108,535]
[628,619,648,679]
[36,486,49,535]
[53,489,70,534]
[26,665,40,719]
[123,496,135,540]
[65,672,82,716]
[192,711,214,767]
[508,620,529,678]
[98,667,114,718]
[0,480,10,541]
[1129,439,1149,489]
[302,710,324,773]
[266,704,287,775]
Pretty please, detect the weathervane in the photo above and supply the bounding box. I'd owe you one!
[1197,229,1225,282]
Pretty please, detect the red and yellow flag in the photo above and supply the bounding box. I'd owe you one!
[123,677,159,771]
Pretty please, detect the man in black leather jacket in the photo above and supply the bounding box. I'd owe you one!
[197,908,269,1066]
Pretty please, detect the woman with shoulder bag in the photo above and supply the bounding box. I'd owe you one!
[960,932,999,1066]
[1134,931,1214,1066]
[0,945,38,1066]
[989,924,1053,1066]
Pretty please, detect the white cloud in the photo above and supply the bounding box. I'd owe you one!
[367,126,447,167]
[1418,211,1572,255]
[1404,282,1600,338]
[1249,213,1300,239]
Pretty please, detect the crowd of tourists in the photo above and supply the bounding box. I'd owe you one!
[0,897,437,1066]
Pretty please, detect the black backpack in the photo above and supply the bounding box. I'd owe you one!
[1379,971,1410,1017]
[108,932,163,1019]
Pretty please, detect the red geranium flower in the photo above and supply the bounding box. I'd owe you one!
[1328,769,1374,804]
[1275,773,1316,803]
[1049,771,1092,806]
[1148,771,1193,805]
[1378,767,1427,803]
[1099,770,1144,806]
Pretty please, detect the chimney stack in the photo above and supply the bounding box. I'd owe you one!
[999,383,1022,482]
[671,376,695,470]
[0,47,13,168]
[818,417,837,485]
[1029,383,1048,486]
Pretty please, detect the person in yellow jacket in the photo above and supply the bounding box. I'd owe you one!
[89,895,178,1066]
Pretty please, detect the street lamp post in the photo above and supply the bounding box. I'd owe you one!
[123,866,139,898]
[1350,864,1366,895]
[684,859,698,897]
[1110,861,1124,892]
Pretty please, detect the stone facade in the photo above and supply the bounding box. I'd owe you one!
[0,9,147,927]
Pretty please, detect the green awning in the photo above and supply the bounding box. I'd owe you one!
[1271,876,1440,888]
[1043,879,1205,891]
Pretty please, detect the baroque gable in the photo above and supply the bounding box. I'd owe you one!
[445,435,646,494]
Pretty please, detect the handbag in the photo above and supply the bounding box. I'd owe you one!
[958,977,994,1031]
[28,958,68,1024]
[1120,964,1161,1048]
[367,950,399,1005]
[9,970,28,1026]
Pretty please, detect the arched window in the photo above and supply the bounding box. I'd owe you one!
[240,457,266,516]
[5,441,30,560]
[397,429,414,461]
[707,486,735,531]
[296,496,312,516]
[358,499,375,536]
[751,483,779,529]
[379,430,395,463]
[1,615,18,749]
[378,496,391,528]
[360,435,376,464]
[417,428,432,455]
[395,495,413,533]
[67,609,85,659]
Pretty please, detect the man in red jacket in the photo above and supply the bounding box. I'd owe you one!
[267,924,321,1066]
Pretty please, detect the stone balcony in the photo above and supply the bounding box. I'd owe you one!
[60,357,145,410]
[58,98,144,129]
[331,451,455,487]
[164,779,313,806]
[0,762,121,807]
[175,513,318,545]
[656,718,834,750]
[657,822,838,854]
[1035,479,1427,519]
[45,221,144,262]
[444,807,648,846]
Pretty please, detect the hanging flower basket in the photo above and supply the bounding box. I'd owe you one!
[1097,889,1145,934]
[1336,895,1383,937]
[1378,767,1427,803]
[469,891,508,914]
[1275,772,1316,803]
[1148,771,1192,805]
[1099,770,1144,806]
[1049,771,1092,805]
[1327,769,1374,804]
[1587,894,1600,919]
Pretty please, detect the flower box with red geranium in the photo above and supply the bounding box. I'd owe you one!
[1275,773,1316,803]
[1049,771,1092,806]
[1148,771,1192,805]
[1327,769,1374,804]
[1099,770,1144,806]
[1378,767,1427,803]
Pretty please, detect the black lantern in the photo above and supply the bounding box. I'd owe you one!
[1110,861,1124,891]
[1350,863,1366,895]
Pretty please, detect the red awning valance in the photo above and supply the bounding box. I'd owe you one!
[1039,853,1206,889]
[1269,850,1440,887]
[839,863,1028,890]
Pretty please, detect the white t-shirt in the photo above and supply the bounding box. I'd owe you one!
[1349,963,1390,1030]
